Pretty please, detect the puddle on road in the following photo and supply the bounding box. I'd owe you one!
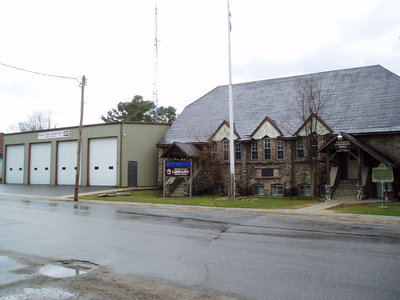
[39,264,88,278]
[0,256,29,285]
[1,255,97,286]
[0,254,99,299]
[0,256,24,271]
[0,272,30,286]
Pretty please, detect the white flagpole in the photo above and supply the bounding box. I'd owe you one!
[227,0,235,197]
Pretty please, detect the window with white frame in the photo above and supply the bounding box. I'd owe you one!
[272,184,284,196]
[299,184,311,196]
[253,184,264,196]
[223,140,229,161]
[235,143,242,160]
[251,141,258,160]
[263,137,271,160]
[276,140,285,160]
[310,133,319,158]
[211,142,218,159]
[296,140,305,159]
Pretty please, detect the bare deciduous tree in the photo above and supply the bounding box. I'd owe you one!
[295,78,327,197]
[190,127,223,194]
[9,111,57,132]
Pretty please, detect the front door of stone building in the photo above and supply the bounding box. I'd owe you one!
[337,153,348,179]
[347,153,358,180]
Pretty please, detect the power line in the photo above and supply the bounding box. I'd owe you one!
[0,61,80,84]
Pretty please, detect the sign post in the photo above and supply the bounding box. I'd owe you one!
[372,163,394,208]
[164,160,192,197]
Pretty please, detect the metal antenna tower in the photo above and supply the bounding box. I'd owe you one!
[153,2,159,123]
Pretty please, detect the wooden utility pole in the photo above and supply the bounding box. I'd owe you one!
[74,75,86,201]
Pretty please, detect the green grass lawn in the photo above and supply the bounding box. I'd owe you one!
[329,202,400,217]
[79,189,322,209]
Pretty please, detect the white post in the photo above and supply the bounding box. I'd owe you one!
[227,0,235,197]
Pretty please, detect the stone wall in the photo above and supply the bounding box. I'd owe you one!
[213,138,327,196]
[355,133,400,198]
[157,132,398,197]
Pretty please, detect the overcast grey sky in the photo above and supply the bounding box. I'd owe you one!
[1,0,399,132]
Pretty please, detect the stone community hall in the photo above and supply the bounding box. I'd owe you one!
[158,65,400,200]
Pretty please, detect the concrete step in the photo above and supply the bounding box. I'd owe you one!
[334,190,356,195]
[332,180,357,200]
[171,184,186,197]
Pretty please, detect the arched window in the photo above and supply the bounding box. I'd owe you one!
[296,139,305,159]
[211,142,218,159]
[235,143,242,160]
[263,137,271,160]
[276,140,285,160]
[251,141,258,160]
[223,139,229,161]
[310,133,319,158]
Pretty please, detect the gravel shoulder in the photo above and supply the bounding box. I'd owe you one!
[0,250,241,300]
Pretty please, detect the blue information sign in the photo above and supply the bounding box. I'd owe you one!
[165,161,191,168]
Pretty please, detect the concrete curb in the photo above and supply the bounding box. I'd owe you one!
[1,189,399,226]
[70,199,400,226]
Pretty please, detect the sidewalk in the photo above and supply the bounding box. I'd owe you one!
[283,199,400,226]
[293,199,382,213]
[1,185,399,226]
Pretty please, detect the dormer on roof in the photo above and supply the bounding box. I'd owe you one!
[209,121,239,141]
[251,116,283,139]
[295,114,332,136]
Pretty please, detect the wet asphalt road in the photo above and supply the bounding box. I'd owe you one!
[0,187,399,299]
[0,184,111,197]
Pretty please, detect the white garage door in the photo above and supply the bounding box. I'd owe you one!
[89,138,117,186]
[5,145,25,184]
[30,143,51,184]
[57,140,81,185]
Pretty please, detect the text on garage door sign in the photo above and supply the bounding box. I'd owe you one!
[165,161,191,177]
[38,130,70,140]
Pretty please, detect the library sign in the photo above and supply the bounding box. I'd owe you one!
[165,160,191,177]
[334,140,351,152]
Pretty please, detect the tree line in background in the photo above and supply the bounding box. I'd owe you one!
[7,95,177,133]
[101,95,177,124]
[7,111,57,133]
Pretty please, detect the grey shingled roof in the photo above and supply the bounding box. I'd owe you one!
[173,142,200,157]
[160,65,400,144]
